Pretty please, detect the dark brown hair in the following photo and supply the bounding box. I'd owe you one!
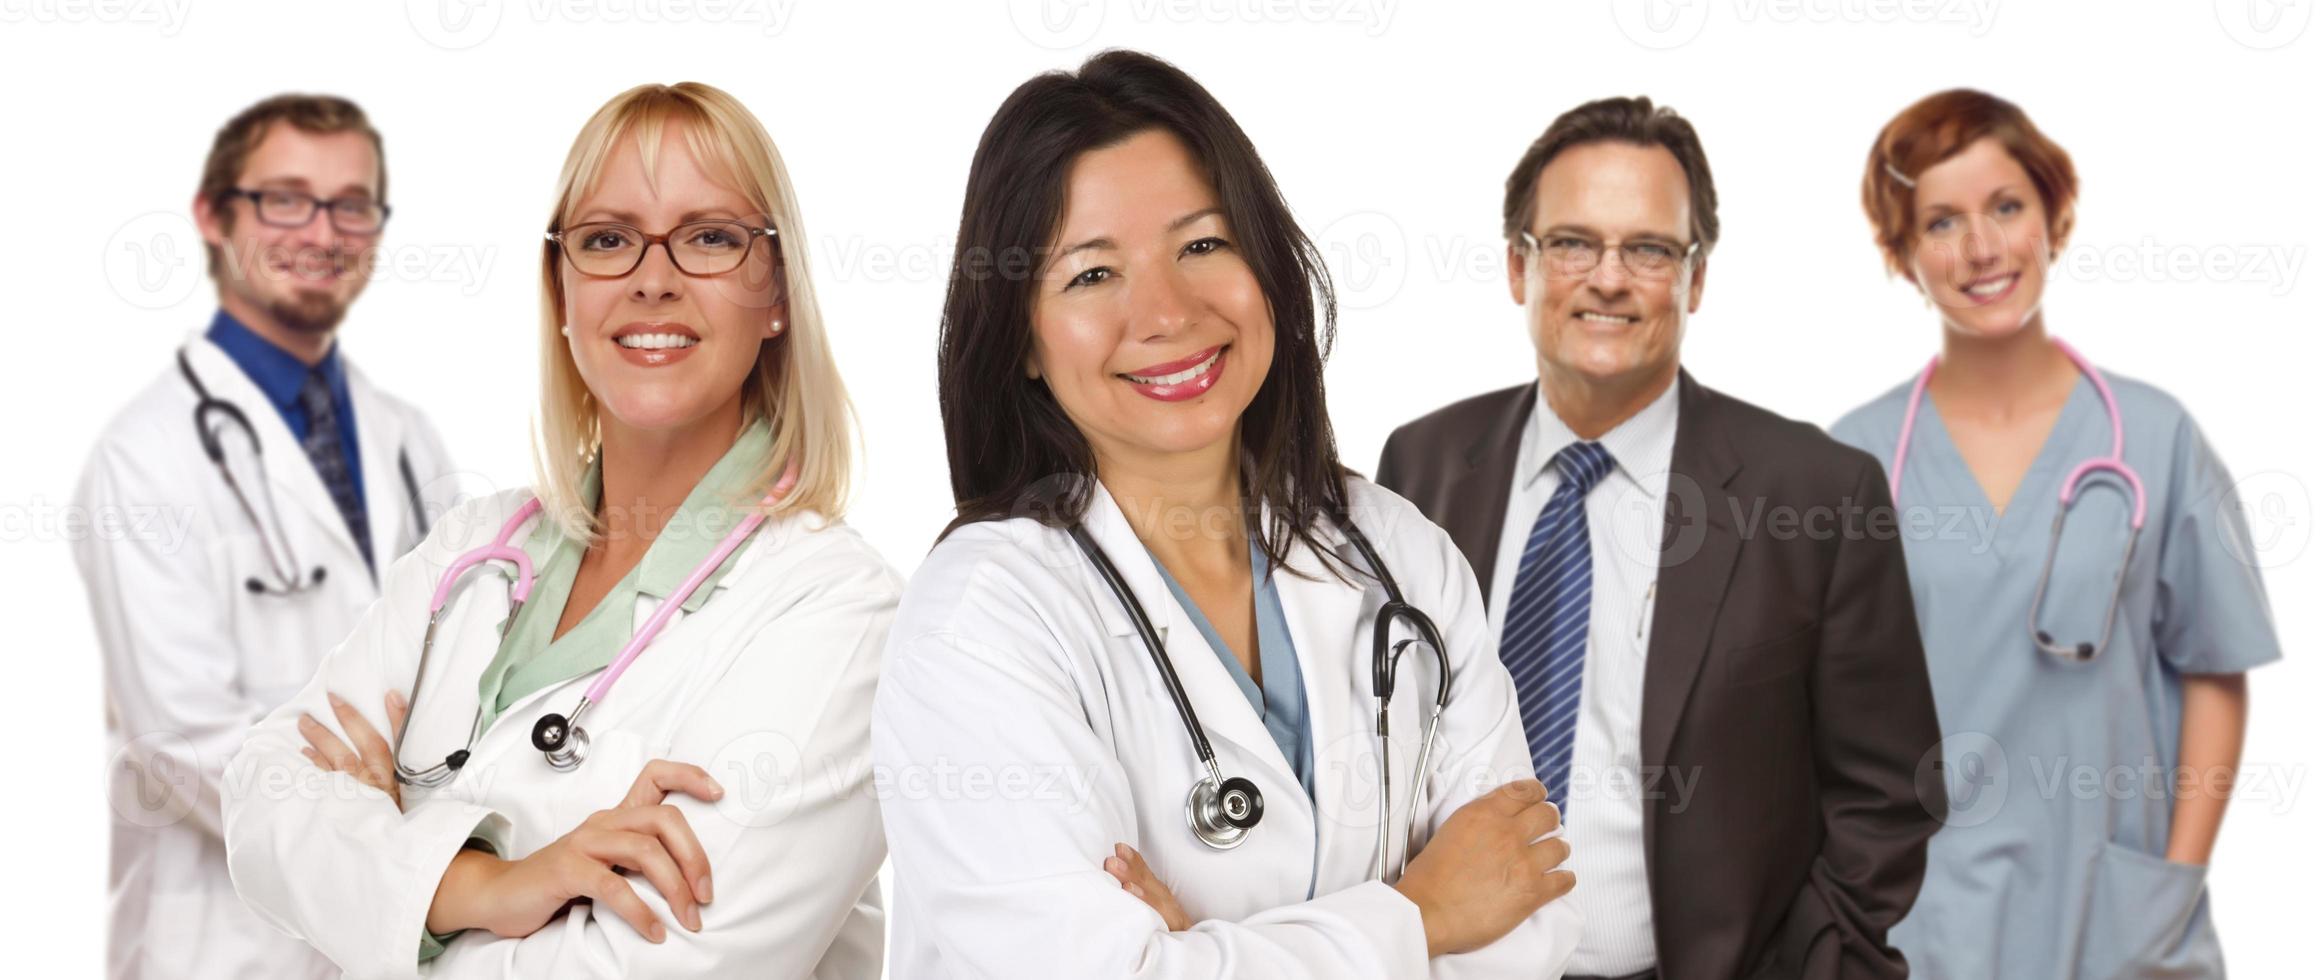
[1862,88,2077,279]
[1502,96,1720,254]
[197,93,387,277]
[934,50,1350,574]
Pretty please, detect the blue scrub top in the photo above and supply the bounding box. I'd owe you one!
[1833,365,2281,980]
[1150,537,1314,800]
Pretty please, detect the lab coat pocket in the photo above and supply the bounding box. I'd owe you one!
[1717,621,1817,687]
[570,728,654,815]
[2076,840,2220,980]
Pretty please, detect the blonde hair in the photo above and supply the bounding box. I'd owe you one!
[534,82,855,541]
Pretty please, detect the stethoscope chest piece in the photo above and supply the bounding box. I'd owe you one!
[1186,775,1264,850]
[531,706,593,772]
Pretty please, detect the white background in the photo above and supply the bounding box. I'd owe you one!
[2,0,2316,975]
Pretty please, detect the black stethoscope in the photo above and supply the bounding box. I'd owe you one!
[1068,512,1453,880]
[179,348,428,594]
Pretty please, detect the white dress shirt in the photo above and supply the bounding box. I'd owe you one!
[1485,377,1680,977]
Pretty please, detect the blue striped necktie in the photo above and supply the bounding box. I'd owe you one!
[1499,439,1614,810]
[297,369,372,570]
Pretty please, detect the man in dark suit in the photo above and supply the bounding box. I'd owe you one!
[1376,97,1943,980]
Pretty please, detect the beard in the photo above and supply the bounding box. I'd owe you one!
[265,285,349,334]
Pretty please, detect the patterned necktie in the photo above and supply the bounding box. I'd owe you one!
[297,369,372,569]
[1499,440,1615,811]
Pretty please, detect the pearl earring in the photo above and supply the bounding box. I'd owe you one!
[560,324,572,337]
[769,318,785,335]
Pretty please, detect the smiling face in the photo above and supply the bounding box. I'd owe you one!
[1028,128,1274,470]
[197,123,382,336]
[1506,140,1702,392]
[1906,136,2056,338]
[557,124,784,436]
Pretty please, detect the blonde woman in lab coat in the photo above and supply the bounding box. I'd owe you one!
[221,82,897,979]
[874,51,1581,978]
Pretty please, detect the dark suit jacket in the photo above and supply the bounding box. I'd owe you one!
[1377,371,1944,980]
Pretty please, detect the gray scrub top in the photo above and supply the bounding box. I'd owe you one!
[1149,537,1315,800]
[1833,367,2281,980]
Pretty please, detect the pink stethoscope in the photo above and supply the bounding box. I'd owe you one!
[393,464,798,787]
[1889,338,2146,662]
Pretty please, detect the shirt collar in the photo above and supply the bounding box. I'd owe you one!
[1518,373,1683,493]
[206,308,346,415]
[530,416,779,613]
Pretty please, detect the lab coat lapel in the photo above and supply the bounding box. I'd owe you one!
[346,361,414,561]
[1074,485,1299,794]
[184,334,368,576]
[1269,512,1366,864]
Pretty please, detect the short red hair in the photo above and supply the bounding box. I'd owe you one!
[1861,89,2078,279]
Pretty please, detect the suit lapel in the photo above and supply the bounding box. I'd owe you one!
[1639,371,1744,778]
[1451,384,1535,607]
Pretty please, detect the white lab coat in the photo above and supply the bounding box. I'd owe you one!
[221,486,899,980]
[73,331,457,980]
[873,476,1583,978]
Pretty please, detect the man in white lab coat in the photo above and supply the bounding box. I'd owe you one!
[73,93,457,980]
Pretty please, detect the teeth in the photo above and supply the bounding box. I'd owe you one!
[1966,276,2014,297]
[1125,348,1223,386]
[1579,312,1634,324]
[616,332,699,350]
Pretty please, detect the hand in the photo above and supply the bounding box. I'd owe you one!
[1393,778,1575,957]
[426,761,724,944]
[1104,843,1191,931]
[298,690,411,810]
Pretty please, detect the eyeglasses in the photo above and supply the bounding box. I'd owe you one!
[1517,229,1700,281]
[230,187,390,234]
[545,220,779,278]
